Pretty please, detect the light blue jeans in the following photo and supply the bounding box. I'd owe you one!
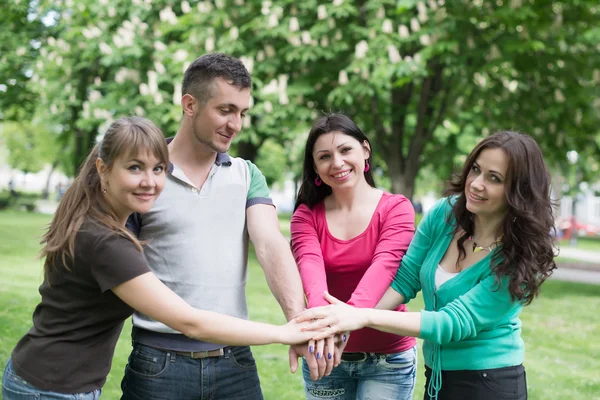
[2,358,102,399]
[302,346,417,400]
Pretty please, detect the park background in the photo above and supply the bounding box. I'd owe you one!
[1,0,599,399]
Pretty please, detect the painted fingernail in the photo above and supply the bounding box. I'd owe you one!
[328,353,332,359]
[342,335,347,342]
[317,352,321,359]
[309,346,314,353]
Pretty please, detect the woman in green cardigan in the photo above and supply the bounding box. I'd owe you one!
[297,131,556,400]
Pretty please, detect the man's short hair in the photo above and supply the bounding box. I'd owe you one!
[182,53,252,106]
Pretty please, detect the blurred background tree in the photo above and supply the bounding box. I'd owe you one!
[1,0,599,199]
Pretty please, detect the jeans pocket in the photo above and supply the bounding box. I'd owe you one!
[228,347,257,370]
[381,348,416,370]
[127,345,170,378]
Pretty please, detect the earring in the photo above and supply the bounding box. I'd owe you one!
[102,187,107,194]
[364,160,370,172]
[314,176,322,186]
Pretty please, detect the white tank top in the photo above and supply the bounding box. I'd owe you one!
[435,264,459,289]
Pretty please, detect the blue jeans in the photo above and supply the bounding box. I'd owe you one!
[302,346,417,400]
[2,358,101,399]
[120,343,263,400]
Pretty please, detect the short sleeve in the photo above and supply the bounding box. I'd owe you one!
[90,233,150,292]
[245,160,273,208]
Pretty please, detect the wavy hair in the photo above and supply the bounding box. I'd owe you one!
[41,116,169,280]
[445,131,557,305]
[294,113,375,211]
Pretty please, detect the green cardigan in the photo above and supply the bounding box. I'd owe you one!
[391,198,524,394]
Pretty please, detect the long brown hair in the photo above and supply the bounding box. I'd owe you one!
[445,131,557,305]
[41,116,168,279]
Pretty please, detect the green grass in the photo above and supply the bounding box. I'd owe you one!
[559,237,600,252]
[1,210,599,399]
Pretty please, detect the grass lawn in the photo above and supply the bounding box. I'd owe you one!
[1,210,599,399]
[559,237,600,253]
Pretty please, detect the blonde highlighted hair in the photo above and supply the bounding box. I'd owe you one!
[41,116,168,279]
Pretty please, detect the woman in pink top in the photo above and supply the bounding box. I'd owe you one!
[291,113,417,400]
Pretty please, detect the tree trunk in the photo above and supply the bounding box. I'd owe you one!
[386,154,417,201]
[42,160,58,200]
[236,140,260,162]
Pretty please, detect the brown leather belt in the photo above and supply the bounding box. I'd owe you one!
[173,347,226,359]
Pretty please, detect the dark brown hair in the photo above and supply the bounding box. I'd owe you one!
[294,113,375,211]
[41,116,169,279]
[445,131,557,305]
[182,53,252,106]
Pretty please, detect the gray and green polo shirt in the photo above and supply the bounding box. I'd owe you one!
[128,152,273,351]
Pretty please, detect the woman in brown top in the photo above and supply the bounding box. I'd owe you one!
[2,116,316,399]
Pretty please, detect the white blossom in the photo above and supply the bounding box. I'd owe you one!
[99,42,113,55]
[355,40,368,59]
[261,0,271,15]
[320,37,329,47]
[398,25,410,38]
[554,89,565,103]
[16,47,26,56]
[420,34,431,46]
[154,61,166,74]
[288,36,301,47]
[89,90,102,102]
[240,56,254,73]
[318,5,328,20]
[135,106,145,116]
[265,45,275,57]
[154,92,164,105]
[139,83,150,96]
[382,19,393,34]
[417,2,428,23]
[262,79,278,95]
[154,41,167,52]
[410,18,421,32]
[230,27,239,40]
[338,70,349,85]
[387,45,401,63]
[173,49,189,62]
[289,17,299,32]
[198,2,212,13]
[181,1,192,13]
[376,7,385,19]
[159,6,178,24]
[256,51,265,61]
[173,83,182,105]
[333,0,344,5]
[205,37,215,52]
[268,14,278,27]
[215,0,224,9]
[94,77,102,86]
[301,31,311,44]
[264,101,273,112]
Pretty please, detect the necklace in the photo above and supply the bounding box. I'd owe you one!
[468,235,503,253]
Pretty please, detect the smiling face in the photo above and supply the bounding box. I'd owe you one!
[312,131,370,190]
[97,149,167,224]
[465,147,509,219]
[189,77,250,153]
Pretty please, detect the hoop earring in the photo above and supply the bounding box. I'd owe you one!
[364,160,370,172]
[314,176,322,186]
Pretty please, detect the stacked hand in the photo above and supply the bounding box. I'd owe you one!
[288,292,369,380]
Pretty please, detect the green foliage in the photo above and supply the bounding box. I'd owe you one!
[1,0,599,192]
[0,121,59,174]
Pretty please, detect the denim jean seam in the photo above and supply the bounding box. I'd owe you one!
[127,350,171,379]
[228,348,258,371]
[2,383,40,399]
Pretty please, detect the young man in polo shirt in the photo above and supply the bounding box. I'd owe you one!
[120,53,330,400]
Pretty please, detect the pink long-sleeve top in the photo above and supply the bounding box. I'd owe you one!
[291,192,417,354]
